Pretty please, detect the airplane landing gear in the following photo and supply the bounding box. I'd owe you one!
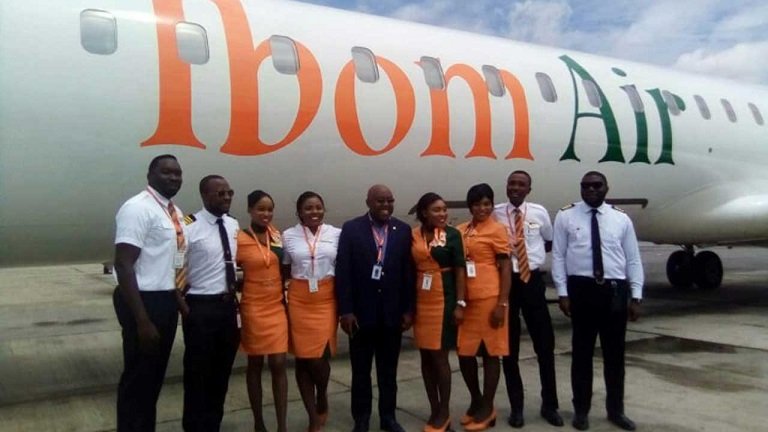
[666,246,722,290]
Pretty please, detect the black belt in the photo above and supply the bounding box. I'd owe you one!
[185,293,235,303]
[568,275,627,286]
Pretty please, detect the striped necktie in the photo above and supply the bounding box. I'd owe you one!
[514,209,531,283]
[167,201,187,291]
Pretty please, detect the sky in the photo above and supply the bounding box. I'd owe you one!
[294,0,768,85]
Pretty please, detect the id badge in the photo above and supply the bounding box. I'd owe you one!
[173,251,186,269]
[512,256,520,273]
[308,278,319,293]
[466,261,477,278]
[236,311,242,329]
[371,264,383,280]
[421,273,433,291]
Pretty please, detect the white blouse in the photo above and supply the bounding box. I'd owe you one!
[282,223,342,279]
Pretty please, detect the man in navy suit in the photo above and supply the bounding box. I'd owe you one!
[336,185,415,432]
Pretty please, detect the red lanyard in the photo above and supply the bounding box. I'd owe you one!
[146,187,184,249]
[302,225,322,277]
[371,224,388,263]
[248,227,272,268]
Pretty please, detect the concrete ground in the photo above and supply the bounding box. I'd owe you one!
[1,244,767,431]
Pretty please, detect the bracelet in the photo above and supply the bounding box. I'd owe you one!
[497,302,509,307]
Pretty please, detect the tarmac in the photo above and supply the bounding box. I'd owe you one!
[1,244,767,431]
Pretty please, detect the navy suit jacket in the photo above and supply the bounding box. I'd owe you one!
[335,214,415,328]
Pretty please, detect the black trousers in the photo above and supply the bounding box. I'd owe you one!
[113,288,178,432]
[349,323,402,423]
[182,294,240,432]
[503,270,559,412]
[567,276,629,415]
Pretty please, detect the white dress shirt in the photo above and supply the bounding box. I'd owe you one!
[114,186,185,292]
[282,223,342,279]
[551,201,644,299]
[493,201,553,270]
[185,209,239,295]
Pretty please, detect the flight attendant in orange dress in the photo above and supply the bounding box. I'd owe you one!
[236,190,288,432]
[281,191,341,432]
[456,184,512,431]
[412,192,466,432]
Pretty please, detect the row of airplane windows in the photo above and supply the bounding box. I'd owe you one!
[80,9,765,127]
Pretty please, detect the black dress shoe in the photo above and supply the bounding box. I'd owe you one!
[507,411,524,428]
[572,413,589,431]
[352,422,369,432]
[540,408,564,427]
[380,417,405,432]
[607,413,636,431]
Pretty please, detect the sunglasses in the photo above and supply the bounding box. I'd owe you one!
[580,182,604,190]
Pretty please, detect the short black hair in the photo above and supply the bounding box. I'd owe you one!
[583,170,608,184]
[415,192,444,225]
[509,169,532,186]
[466,183,494,208]
[247,190,273,209]
[296,191,324,217]
[199,174,224,194]
[147,154,177,174]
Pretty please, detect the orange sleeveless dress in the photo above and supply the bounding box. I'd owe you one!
[237,229,288,355]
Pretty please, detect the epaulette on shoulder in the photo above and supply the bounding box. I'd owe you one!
[612,205,626,213]
[560,203,575,211]
[183,214,197,225]
[226,213,237,220]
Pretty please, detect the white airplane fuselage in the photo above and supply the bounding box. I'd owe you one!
[1,0,767,268]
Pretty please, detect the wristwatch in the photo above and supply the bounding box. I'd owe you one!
[456,300,467,308]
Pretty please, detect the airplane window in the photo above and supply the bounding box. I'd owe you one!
[748,103,764,126]
[693,95,711,119]
[662,90,682,116]
[80,9,117,55]
[721,99,737,123]
[582,79,602,108]
[535,73,557,102]
[620,85,644,113]
[175,22,209,65]
[269,36,299,75]
[419,56,445,90]
[482,65,505,97]
[351,47,379,83]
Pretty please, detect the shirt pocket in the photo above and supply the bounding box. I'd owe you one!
[567,222,586,243]
[525,222,540,238]
[602,227,623,251]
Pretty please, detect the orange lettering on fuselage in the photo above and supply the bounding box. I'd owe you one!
[335,57,415,156]
[212,0,321,155]
[420,64,531,160]
[142,0,205,149]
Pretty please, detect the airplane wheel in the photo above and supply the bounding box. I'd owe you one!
[666,250,693,288]
[693,251,723,290]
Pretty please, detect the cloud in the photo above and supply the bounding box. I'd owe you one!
[674,41,768,84]
[295,0,768,84]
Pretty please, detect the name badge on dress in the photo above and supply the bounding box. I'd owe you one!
[512,256,520,273]
[466,261,477,278]
[173,251,186,269]
[371,264,383,280]
[421,273,433,291]
[309,278,319,293]
[236,311,242,329]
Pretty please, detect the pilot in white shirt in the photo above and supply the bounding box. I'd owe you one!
[551,171,643,432]
[180,175,240,432]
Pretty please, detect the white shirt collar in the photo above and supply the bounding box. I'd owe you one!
[508,201,527,212]
[583,201,609,214]
[199,208,222,224]
[146,185,171,206]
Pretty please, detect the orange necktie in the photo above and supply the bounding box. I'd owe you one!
[514,209,531,283]
[167,201,187,291]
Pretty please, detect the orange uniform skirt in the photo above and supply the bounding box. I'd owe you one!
[240,277,288,355]
[414,270,456,350]
[287,277,337,358]
[457,296,509,356]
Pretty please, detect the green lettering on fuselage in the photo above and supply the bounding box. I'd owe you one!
[646,89,675,165]
[559,55,624,163]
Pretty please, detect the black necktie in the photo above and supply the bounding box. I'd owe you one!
[216,218,236,291]
[591,209,604,283]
